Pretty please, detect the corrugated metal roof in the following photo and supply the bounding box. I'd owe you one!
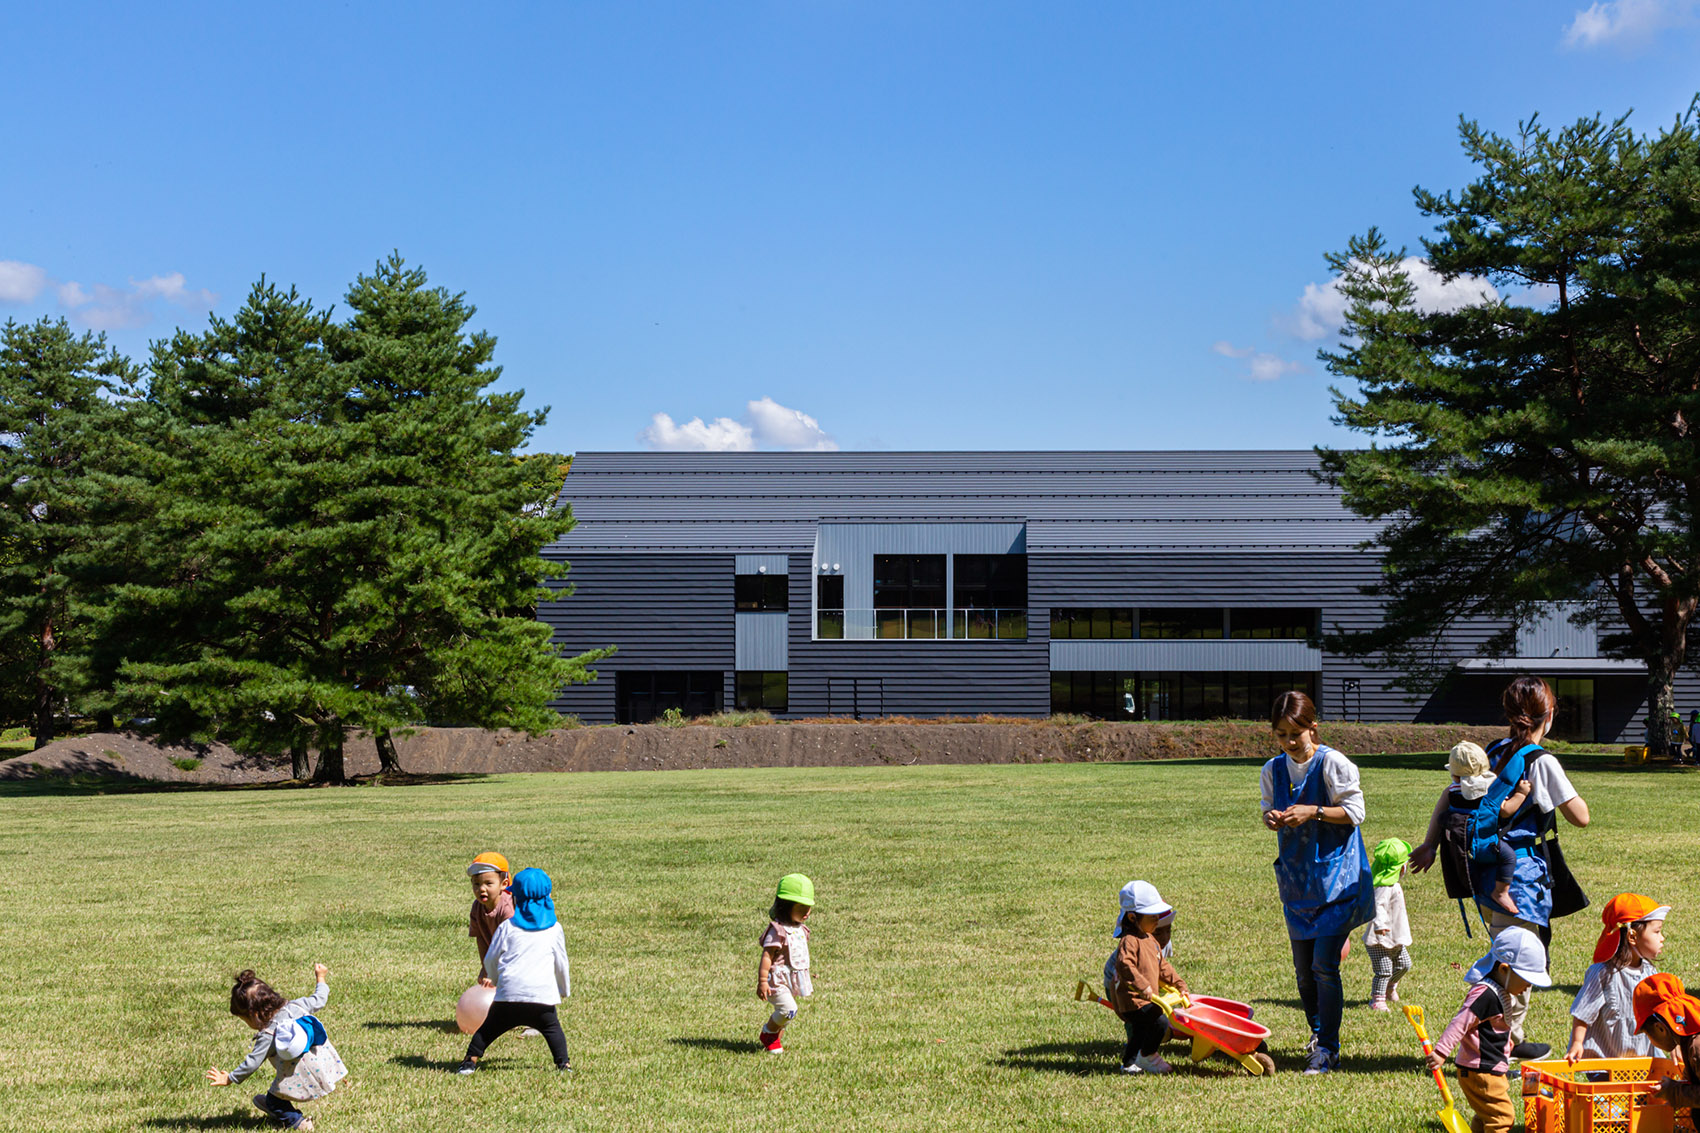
[547,451,1377,553]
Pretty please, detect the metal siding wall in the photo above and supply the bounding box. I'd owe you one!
[735,612,790,669]
[538,553,736,723]
[785,556,1048,716]
[735,554,790,574]
[1049,640,1323,672]
[1516,604,1598,658]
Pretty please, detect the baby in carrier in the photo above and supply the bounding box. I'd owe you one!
[1443,742,1527,917]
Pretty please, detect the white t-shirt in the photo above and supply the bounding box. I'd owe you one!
[483,921,571,1005]
[1364,884,1412,948]
[1490,742,1578,815]
[1259,747,1366,825]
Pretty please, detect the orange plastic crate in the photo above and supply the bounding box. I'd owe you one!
[1521,1057,1688,1133]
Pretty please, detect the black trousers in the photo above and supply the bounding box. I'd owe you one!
[1119,1004,1166,1065]
[465,1000,570,1067]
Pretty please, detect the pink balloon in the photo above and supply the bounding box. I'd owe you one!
[455,985,495,1035]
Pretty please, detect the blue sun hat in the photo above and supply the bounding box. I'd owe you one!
[273,1014,327,1061]
[509,867,558,931]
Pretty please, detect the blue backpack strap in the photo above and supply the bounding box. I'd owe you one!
[1469,740,1541,864]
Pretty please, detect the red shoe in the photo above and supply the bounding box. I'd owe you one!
[759,1030,784,1054]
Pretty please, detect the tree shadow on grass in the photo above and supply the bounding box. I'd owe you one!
[365,1019,459,1034]
[391,1054,467,1073]
[0,770,493,798]
[668,1036,756,1054]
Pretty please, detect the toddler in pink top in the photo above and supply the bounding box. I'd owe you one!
[756,873,816,1055]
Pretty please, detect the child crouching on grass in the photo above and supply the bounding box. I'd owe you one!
[206,964,343,1131]
[1364,838,1413,1011]
[757,874,816,1054]
[1426,926,1550,1133]
[457,868,571,1074]
[1104,880,1188,1075]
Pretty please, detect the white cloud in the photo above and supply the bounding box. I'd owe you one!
[56,271,218,330]
[1289,257,1499,342]
[641,413,755,452]
[0,260,48,304]
[641,396,840,452]
[746,396,838,451]
[1563,0,1698,47]
[1212,341,1305,382]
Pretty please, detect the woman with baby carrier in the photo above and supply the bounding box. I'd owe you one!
[1408,676,1592,1059]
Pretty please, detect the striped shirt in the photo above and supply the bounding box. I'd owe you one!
[1569,958,1657,1059]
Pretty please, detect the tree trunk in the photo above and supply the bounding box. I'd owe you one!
[290,730,312,780]
[31,617,56,751]
[374,728,403,774]
[313,724,346,783]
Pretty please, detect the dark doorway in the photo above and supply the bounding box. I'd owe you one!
[615,671,723,724]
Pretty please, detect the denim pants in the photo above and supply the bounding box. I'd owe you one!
[253,1091,307,1128]
[1290,932,1349,1055]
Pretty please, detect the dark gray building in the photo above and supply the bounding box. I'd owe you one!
[539,451,1681,743]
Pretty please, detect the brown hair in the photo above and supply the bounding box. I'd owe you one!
[1270,690,1318,731]
[230,970,287,1024]
[1502,677,1557,740]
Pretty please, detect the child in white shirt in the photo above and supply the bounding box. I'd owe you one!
[456,867,571,1074]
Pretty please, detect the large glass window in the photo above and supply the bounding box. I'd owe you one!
[1229,608,1318,639]
[1140,609,1225,639]
[953,554,1027,608]
[735,671,788,713]
[816,575,844,639]
[1051,608,1135,639]
[1052,671,1319,720]
[735,574,789,612]
[615,671,723,724]
[873,555,946,609]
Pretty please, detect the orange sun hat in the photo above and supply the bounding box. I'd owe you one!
[1633,972,1700,1036]
[466,851,511,878]
[1592,893,1671,963]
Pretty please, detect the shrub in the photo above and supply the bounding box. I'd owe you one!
[657,707,687,728]
[170,757,202,772]
[704,710,775,727]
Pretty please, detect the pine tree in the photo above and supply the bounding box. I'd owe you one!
[1320,105,1700,719]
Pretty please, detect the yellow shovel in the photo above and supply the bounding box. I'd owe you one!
[1401,1005,1473,1133]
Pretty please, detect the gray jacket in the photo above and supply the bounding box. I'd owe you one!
[228,982,328,1085]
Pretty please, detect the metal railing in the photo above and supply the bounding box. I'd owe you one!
[815,608,1028,641]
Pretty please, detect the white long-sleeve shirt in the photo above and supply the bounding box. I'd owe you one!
[1259,747,1366,825]
[483,921,571,1005]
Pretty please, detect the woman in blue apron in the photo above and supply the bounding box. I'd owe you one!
[1260,691,1374,1075]
[1409,676,1591,1056]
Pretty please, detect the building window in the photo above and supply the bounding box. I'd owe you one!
[1228,608,1318,639]
[1051,608,1135,639]
[1550,678,1596,743]
[615,671,723,724]
[735,671,788,713]
[736,574,789,612]
[1140,609,1225,639]
[953,555,1027,608]
[816,575,844,639]
[1051,671,1319,720]
[873,555,946,609]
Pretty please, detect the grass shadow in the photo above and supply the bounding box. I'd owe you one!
[391,1053,465,1072]
[140,1113,264,1129]
[0,770,493,798]
[995,1039,1124,1076]
[364,1019,460,1033]
[668,1036,757,1054]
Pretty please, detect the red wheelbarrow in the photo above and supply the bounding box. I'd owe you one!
[1074,981,1276,1076]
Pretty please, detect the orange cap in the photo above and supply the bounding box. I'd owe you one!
[1592,893,1671,963]
[466,852,510,877]
[1633,972,1700,1036]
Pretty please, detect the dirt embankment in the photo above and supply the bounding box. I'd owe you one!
[0,720,1516,785]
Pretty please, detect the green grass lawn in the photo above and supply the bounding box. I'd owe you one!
[6,752,1693,1132]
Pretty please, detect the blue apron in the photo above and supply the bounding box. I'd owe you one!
[1471,739,1554,927]
[1269,746,1375,940]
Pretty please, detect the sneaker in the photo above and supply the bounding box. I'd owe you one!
[763,1035,784,1055]
[556,1060,573,1073]
[1304,1047,1339,1075]
[1511,1042,1551,1062]
[1303,1034,1319,1057]
[293,1122,314,1133]
[1120,1060,1143,1074]
[1132,1053,1172,1074]
[455,1059,477,1075]
[1370,998,1389,1012]
[1388,986,1402,1003]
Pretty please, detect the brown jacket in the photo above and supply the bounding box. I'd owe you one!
[1106,925,1187,1014]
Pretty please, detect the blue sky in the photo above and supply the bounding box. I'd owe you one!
[4,1,1698,454]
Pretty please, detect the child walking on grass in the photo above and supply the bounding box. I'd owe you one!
[206,964,344,1131]
[1426,926,1551,1133]
[1104,880,1188,1075]
[1364,838,1413,1011]
[457,868,571,1074]
[1565,893,1669,1060]
[757,874,815,1054]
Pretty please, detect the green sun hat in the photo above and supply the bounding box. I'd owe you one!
[1371,838,1412,887]
[776,873,816,907]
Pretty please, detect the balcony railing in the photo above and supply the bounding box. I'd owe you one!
[816,608,1028,641]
